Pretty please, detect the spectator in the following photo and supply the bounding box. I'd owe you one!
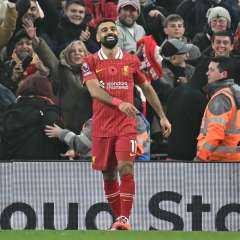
[0,0,18,51]
[116,0,146,53]
[160,38,195,103]
[155,0,181,13]
[52,0,99,55]
[137,0,167,45]
[2,74,66,160]
[0,83,16,160]
[193,6,232,52]
[23,20,92,132]
[166,81,207,161]
[161,14,201,60]
[191,31,240,88]
[196,56,240,162]
[1,29,49,93]
[45,112,150,161]
[176,0,239,39]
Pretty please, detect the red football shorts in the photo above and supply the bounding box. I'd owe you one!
[92,135,137,171]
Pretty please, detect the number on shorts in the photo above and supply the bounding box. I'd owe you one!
[130,139,137,153]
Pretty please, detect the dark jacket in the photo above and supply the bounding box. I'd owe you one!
[192,31,212,53]
[166,84,207,160]
[52,15,99,56]
[3,97,66,160]
[137,3,168,45]
[176,0,239,39]
[32,38,92,133]
[189,49,240,86]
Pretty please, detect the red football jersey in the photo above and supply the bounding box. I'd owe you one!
[82,48,147,137]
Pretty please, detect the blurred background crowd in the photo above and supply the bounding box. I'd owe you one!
[1,0,240,161]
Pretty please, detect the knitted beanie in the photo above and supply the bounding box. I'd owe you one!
[207,6,231,27]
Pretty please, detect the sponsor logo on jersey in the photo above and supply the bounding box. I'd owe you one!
[106,82,128,90]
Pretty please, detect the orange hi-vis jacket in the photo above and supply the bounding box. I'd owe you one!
[197,85,240,161]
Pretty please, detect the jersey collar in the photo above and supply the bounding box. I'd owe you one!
[98,47,123,60]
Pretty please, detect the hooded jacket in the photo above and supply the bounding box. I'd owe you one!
[3,96,65,160]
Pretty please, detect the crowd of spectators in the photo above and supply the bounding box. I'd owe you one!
[1,0,240,161]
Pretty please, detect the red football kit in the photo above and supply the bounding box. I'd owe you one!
[82,48,147,170]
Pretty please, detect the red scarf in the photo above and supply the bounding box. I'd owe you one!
[137,35,162,81]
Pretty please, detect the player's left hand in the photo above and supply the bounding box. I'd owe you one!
[160,117,171,138]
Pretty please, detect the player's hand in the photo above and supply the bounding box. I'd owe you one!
[118,102,138,118]
[44,123,62,138]
[160,117,171,138]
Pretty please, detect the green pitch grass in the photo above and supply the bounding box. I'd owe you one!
[0,231,239,240]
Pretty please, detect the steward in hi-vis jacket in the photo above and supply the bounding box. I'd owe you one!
[196,56,240,161]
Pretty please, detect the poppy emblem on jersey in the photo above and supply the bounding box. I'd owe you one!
[108,66,118,76]
[123,66,129,76]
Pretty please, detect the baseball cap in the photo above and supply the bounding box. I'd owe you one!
[117,0,140,13]
[161,39,193,58]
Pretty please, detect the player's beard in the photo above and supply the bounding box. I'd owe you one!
[101,34,118,49]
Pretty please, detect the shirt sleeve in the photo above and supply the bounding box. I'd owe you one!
[81,55,98,84]
[133,55,147,85]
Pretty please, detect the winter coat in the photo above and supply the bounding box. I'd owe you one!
[52,15,99,56]
[116,20,146,53]
[160,59,195,103]
[2,96,65,160]
[137,3,167,45]
[176,0,239,39]
[166,84,207,160]
[32,38,92,133]
[0,4,17,51]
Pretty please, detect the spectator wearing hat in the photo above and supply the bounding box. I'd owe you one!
[160,14,201,60]
[0,0,18,51]
[193,6,232,52]
[1,29,49,93]
[176,0,239,40]
[116,0,146,53]
[159,38,195,103]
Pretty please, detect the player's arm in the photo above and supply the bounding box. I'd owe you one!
[139,81,171,137]
[85,78,138,118]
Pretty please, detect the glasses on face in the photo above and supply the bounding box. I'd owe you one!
[211,18,227,25]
